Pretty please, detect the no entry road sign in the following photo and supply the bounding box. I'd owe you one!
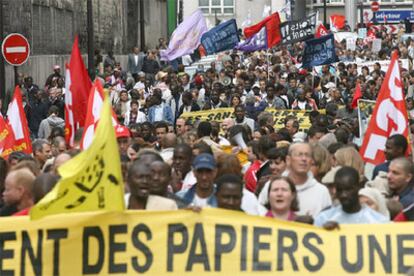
[1,33,30,66]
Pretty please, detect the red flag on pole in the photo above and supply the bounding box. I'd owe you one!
[81,80,119,150]
[351,82,362,109]
[0,113,16,159]
[68,35,92,127]
[6,86,32,154]
[244,12,282,48]
[359,51,411,165]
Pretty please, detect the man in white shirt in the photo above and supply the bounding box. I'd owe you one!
[314,166,389,227]
[284,143,332,217]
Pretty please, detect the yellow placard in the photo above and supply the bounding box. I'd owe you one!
[180,108,324,131]
[1,208,412,275]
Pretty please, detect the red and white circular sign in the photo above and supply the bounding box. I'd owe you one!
[371,1,380,12]
[1,33,30,66]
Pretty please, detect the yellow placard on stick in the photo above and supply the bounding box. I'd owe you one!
[2,209,413,275]
[30,82,125,220]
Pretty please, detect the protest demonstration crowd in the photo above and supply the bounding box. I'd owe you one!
[2,5,414,274]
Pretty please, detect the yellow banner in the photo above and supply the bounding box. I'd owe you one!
[0,208,412,275]
[180,108,324,131]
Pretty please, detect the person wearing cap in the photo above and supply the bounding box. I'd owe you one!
[45,65,61,89]
[176,153,218,207]
[115,125,131,156]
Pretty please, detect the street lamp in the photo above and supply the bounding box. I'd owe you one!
[323,0,327,26]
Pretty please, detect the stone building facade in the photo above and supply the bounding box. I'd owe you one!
[1,0,168,92]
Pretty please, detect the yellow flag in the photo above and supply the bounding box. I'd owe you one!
[30,83,125,220]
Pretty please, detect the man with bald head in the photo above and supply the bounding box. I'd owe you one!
[160,133,177,164]
[285,143,331,216]
[387,157,414,208]
[52,153,72,175]
[3,169,36,216]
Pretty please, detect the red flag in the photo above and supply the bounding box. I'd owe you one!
[81,80,119,150]
[64,64,76,148]
[244,12,282,48]
[329,14,345,31]
[199,45,207,58]
[359,51,411,165]
[315,23,329,38]
[351,82,362,109]
[6,86,32,154]
[0,113,16,159]
[68,36,92,127]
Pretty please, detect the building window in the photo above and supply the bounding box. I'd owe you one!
[198,0,234,15]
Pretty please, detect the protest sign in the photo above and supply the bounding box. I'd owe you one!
[302,34,339,68]
[357,99,376,139]
[358,28,367,39]
[280,13,317,45]
[179,108,323,132]
[0,208,413,275]
[372,38,382,53]
[201,19,240,55]
[346,38,356,51]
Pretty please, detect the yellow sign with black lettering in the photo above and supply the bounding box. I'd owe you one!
[1,209,412,275]
[180,108,324,131]
[30,89,125,220]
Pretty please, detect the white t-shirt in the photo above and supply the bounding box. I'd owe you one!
[193,194,209,207]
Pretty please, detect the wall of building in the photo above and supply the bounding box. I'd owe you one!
[182,0,286,29]
[2,0,168,93]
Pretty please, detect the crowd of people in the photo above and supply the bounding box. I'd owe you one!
[2,24,414,227]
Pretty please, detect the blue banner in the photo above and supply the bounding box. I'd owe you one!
[235,27,267,52]
[302,33,338,68]
[374,10,414,23]
[201,19,240,55]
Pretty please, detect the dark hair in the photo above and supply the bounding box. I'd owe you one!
[193,141,213,155]
[265,176,299,212]
[389,134,408,153]
[33,173,59,203]
[48,105,60,115]
[197,121,212,138]
[258,135,275,156]
[0,157,7,190]
[334,127,350,144]
[284,115,299,129]
[154,121,169,132]
[334,166,359,188]
[215,174,243,193]
[308,126,327,139]
[130,100,139,107]
[266,147,288,161]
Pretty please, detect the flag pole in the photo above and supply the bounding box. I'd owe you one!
[267,49,270,81]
